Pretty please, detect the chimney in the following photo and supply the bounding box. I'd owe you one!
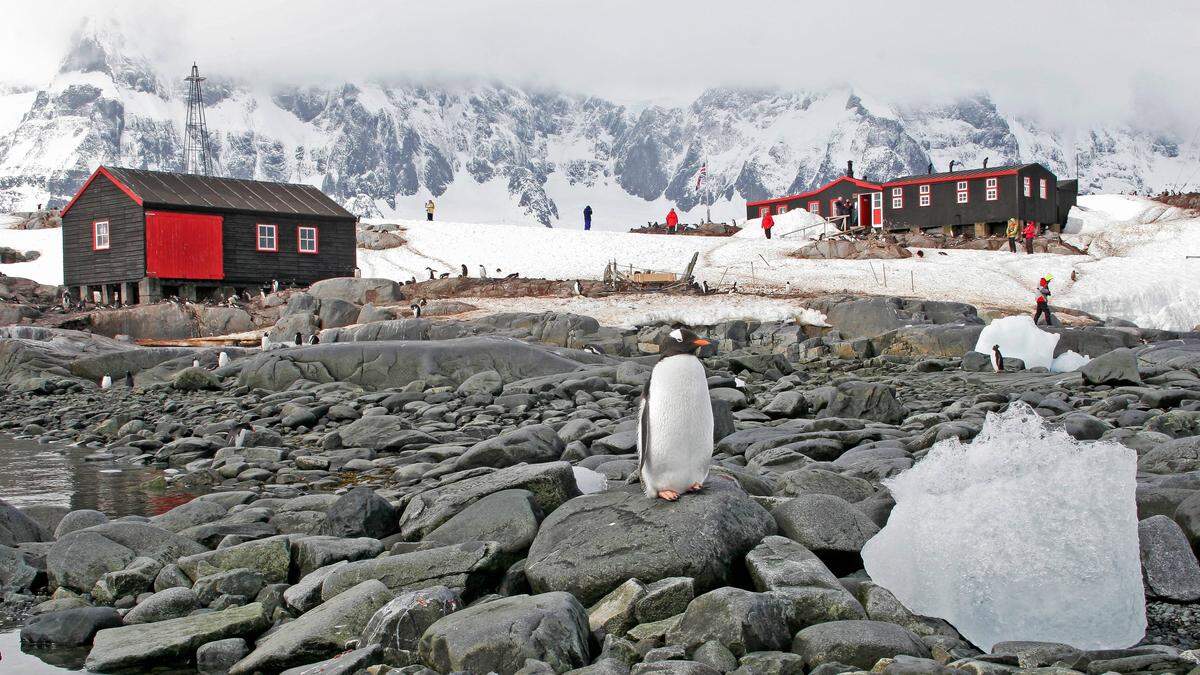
[949,160,957,173]
[983,157,989,169]
[846,160,854,178]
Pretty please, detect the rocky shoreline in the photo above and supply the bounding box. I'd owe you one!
[2,284,1200,674]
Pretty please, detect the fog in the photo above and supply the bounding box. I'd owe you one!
[2,0,1197,131]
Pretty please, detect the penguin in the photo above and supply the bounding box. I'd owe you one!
[505,272,519,279]
[460,264,468,277]
[100,374,112,390]
[294,332,303,346]
[410,303,422,318]
[408,276,417,285]
[61,292,71,310]
[308,334,320,345]
[583,344,604,356]
[479,265,488,279]
[192,358,200,368]
[572,280,583,296]
[438,272,450,279]
[125,372,134,387]
[228,422,252,448]
[218,351,230,368]
[635,327,714,501]
[991,344,1004,373]
[701,280,710,295]
[1071,270,1078,282]
[426,267,436,280]
[271,279,280,293]
[261,335,271,350]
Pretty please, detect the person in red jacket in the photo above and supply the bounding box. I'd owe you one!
[1034,274,1054,325]
[665,208,679,234]
[1022,221,1037,254]
[762,210,775,239]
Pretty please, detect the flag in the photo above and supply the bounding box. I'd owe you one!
[695,164,707,191]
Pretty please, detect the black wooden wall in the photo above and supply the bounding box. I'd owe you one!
[219,213,358,287]
[61,174,145,286]
[1016,164,1059,225]
[883,175,1020,231]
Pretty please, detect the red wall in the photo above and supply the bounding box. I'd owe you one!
[145,211,224,280]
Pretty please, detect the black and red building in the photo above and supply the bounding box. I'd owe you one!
[746,161,1064,236]
[60,166,358,304]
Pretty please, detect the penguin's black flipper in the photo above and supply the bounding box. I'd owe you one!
[630,379,653,485]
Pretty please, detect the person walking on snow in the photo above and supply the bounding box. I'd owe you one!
[1022,220,1037,254]
[1033,274,1055,325]
[425,200,436,222]
[1006,217,1020,253]
[583,205,593,231]
[665,208,679,234]
[762,210,775,239]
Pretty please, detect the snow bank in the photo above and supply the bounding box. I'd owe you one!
[460,295,828,330]
[862,402,1144,651]
[0,226,62,285]
[974,316,1059,370]
[736,208,827,239]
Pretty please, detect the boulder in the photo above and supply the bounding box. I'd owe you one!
[88,303,194,340]
[54,509,109,538]
[636,577,695,624]
[269,312,320,344]
[0,543,38,592]
[320,541,503,600]
[177,535,291,584]
[308,277,404,305]
[526,480,776,605]
[172,367,220,391]
[196,306,254,336]
[85,602,269,672]
[773,494,880,559]
[359,585,462,661]
[424,488,544,554]
[197,638,249,674]
[321,487,398,540]
[745,536,866,626]
[193,567,266,605]
[230,580,393,674]
[456,424,567,470]
[318,298,361,329]
[21,607,123,647]
[124,586,199,624]
[458,369,505,395]
[1080,348,1142,385]
[149,499,229,533]
[763,391,808,418]
[1139,515,1200,601]
[665,587,794,656]
[1,497,49,545]
[417,592,590,674]
[809,381,907,425]
[399,461,580,539]
[292,535,383,578]
[337,415,438,452]
[791,620,931,670]
[48,522,206,593]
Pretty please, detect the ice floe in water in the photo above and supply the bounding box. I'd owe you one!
[862,402,1144,651]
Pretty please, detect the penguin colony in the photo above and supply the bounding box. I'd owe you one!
[636,327,714,501]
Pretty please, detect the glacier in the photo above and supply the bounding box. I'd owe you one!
[861,403,1145,651]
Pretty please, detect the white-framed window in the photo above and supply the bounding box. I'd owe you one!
[758,207,770,218]
[92,220,110,250]
[808,201,820,214]
[892,195,904,209]
[1023,176,1032,197]
[986,187,998,201]
[956,181,969,204]
[256,223,278,252]
[956,181,968,191]
[919,194,931,207]
[919,184,930,194]
[1039,179,1047,199]
[298,226,318,254]
[986,177,997,188]
[776,205,788,215]
[892,187,902,196]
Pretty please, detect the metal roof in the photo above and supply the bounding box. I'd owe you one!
[99,166,356,220]
[884,164,1033,186]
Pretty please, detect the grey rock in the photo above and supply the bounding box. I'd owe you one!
[177,535,291,584]
[279,645,383,675]
[124,586,199,624]
[337,415,438,452]
[810,381,907,425]
[149,499,229,533]
[424,487,542,552]
[48,522,205,593]
[320,541,502,600]
[456,424,567,470]
[360,585,462,660]
[197,638,249,675]
[635,577,695,624]
[417,591,591,674]
[230,580,392,674]
[791,620,931,670]
[308,277,404,305]
[322,487,398,539]
[526,480,776,605]
[734,651,806,675]
[588,578,647,636]
[1,497,49,545]
[318,297,360,329]
[763,391,808,418]
[54,509,109,538]
[193,568,266,606]
[292,534,383,578]
[21,606,123,646]
[1139,515,1200,601]
[693,641,738,672]
[172,367,220,391]
[1080,348,1142,386]
[0,543,38,592]
[773,494,880,556]
[85,602,269,672]
[284,561,348,614]
[631,661,721,675]
[665,587,794,656]
[745,536,866,626]
[458,369,505,395]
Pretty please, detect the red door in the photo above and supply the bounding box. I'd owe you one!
[870,192,883,226]
[145,211,224,280]
[858,194,871,226]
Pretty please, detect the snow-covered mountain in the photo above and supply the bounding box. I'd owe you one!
[1,20,1196,227]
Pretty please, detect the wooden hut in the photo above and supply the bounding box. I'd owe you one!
[745,161,883,229]
[881,163,1059,235]
[59,166,358,304]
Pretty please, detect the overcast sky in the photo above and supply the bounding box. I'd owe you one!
[3,0,1197,131]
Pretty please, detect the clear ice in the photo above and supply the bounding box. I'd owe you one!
[861,402,1145,651]
[973,315,1060,370]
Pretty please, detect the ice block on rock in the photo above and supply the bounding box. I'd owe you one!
[973,315,1059,370]
[861,402,1144,651]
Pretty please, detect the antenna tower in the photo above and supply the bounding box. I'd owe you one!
[183,63,213,175]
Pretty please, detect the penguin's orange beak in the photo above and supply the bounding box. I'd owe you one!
[693,338,710,346]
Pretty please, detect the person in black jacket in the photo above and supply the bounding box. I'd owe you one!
[583,205,593,231]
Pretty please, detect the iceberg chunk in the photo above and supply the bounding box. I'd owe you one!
[862,402,1144,651]
[974,315,1060,370]
[1051,350,1092,373]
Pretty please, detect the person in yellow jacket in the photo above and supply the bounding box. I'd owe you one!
[425,199,435,221]
[1005,217,1019,253]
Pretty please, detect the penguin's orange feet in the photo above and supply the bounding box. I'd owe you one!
[657,490,680,501]
[687,482,703,492]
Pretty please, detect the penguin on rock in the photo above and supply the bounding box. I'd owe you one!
[218,351,230,368]
[635,327,713,501]
[294,332,303,346]
[100,374,112,390]
[991,344,1005,373]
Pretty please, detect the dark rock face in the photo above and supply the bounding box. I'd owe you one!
[321,487,398,540]
[20,606,122,646]
[664,587,795,656]
[417,592,591,674]
[1081,348,1142,385]
[791,620,931,670]
[456,424,566,470]
[526,480,776,605]
[809,382,907,425]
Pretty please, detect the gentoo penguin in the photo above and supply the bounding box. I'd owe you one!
[505,272,519,279]
[294,332,303,346]
[125,372,134,387]
[218,351,230,368]
[460,264,468,277]
[701,281,710,295]
[271,279,280,293]
[61,292,71,310]
[308,334,320,345]
[636,327,713,501]
[991,344,1004,373]
[261,335,271,350]
[426,267,436,280]
[100,374,112,390]
[192,358,200,368]
[479,265,488,279]
[228,422,252,448]
[583,344,604,356]
[410,303,422,318]
[438,272,450,279]
[572,280,583,296]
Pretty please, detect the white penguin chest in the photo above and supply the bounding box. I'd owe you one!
[646,355,714,447]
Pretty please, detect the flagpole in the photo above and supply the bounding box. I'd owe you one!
[705,154,711,223]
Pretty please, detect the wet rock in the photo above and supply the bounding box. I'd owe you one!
[791,620,931,670]
[1,497,49,545]
[1139,515,1200,601]
[359,585,463,662]
[54,509,109,538]
[124,586,199,624]
[196,637,249,674]
[20,606,122,647]
[48,522,205,593]
[85,602,269,672]
[772,494,880,559]
[745,536,865,626]
[320,541,502,600]
[292,535,384,578]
